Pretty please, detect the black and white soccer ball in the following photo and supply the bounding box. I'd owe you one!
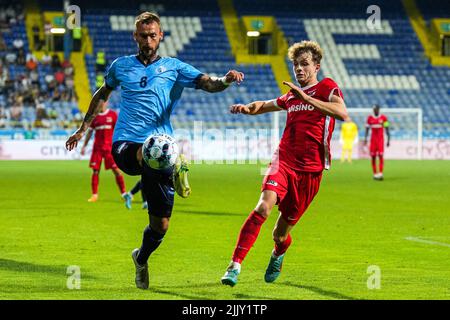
[142,133,179,170]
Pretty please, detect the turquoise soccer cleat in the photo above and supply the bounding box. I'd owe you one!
[264,253,285,283]
[123,193,132,210]
[221,268,240,287]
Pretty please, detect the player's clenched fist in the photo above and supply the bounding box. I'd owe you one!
[230,104,251,114]
[65,130,84,151]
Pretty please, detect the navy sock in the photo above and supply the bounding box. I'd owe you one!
[130,180,142,195]
[136,225,164,265]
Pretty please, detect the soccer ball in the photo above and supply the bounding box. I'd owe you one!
[142,133,179,170]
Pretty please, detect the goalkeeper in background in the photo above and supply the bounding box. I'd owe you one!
[339,117,358,163]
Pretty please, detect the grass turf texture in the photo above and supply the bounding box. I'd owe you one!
[0,160,449,300]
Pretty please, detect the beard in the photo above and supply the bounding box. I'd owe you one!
[139,42,160,60]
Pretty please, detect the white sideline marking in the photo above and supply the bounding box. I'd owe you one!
[405,236,450,248]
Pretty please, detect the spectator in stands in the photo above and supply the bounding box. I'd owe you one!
[44,73,55,87]
[30,69,39,86]
[0,35,7,55]
[95,51,107,72]
[0,64,8,93]
[32,24,41,50]
[0,106,7,128]
[23,123,37,139]
[54,68,65,85]
[5,51,16,65]
[51,87,61,102]
[10,95,23,125]
[72,27,82,51]
[65,76,75,100]
[26,55,38,71]
[16,48,26,65]
[41,51,51,65]
[44,20,52,51]
[34,97,50,128]
[51,54,61,71]
[13,38,24,52]
[95,73,103,90]
[62,59,74,79]
[61,58,73,70]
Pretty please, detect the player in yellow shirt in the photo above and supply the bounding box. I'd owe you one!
[339,118,358,163]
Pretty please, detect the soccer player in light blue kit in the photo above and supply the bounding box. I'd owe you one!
[66,12,244,289]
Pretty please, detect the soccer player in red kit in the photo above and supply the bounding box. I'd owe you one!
[364,105,390,181]
[80,103,127,202]
[221,41,349,286]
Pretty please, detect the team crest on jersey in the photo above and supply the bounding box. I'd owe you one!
[106,117,112,122]
[157,66,167,73]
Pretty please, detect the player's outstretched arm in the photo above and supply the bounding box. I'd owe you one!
[197,70,244,93]
[283,81,349,121]
[65,84,113,151]
[80,129,93,156]
[230,100,282,115]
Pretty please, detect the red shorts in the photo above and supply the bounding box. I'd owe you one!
[370,140,384,156]
[262,163,322,225]
[89,148,117,170]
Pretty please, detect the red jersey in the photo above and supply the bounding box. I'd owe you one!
[90,109,117,150]
[366,114,388,144]
[274,78,344,172]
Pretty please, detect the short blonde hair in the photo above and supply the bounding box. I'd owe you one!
[135,11,161,28]
[288,40,323,64]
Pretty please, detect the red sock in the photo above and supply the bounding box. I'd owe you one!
[274,233,292,256]
[115,174,126,194]
[232,211,267,264]
[92,172,99,195]
[379,155,384,174]
[371,157,377,174]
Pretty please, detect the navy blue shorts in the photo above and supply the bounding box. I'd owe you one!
[112,141,175,217]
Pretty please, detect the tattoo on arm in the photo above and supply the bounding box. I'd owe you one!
[197,75,228,93]
[81,85,112,130]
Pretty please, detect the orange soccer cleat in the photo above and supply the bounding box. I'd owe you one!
[87,194,98,202]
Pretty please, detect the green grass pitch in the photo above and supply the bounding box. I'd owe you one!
[0,160,449,300]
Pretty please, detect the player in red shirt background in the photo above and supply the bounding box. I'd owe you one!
[221,40,349,286]
[80,103,127,202]
[364,105,390,181]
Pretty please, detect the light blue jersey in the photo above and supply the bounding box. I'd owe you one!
[106,55,203,143]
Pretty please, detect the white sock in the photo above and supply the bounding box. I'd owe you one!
[229,261,241,272]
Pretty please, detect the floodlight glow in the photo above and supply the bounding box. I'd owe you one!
[247,31,260,37]
[50,28,66,34]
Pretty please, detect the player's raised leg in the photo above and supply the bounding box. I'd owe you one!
[173,154,191,198]
[221,190,277,286]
